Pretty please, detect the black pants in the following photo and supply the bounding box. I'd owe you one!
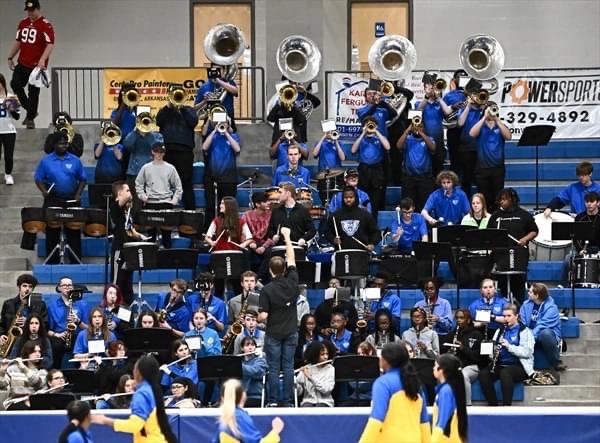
[431,134,446,180]
[479,364,528,406]
[50,335,70,369]
[358,162,386,219]
[10,64,40,121]
[446,127,462,174]
[144,202,174,249]
[456,149,477,199]
[0,133,16,174]
[43,198,82,264]
[401,174,434,212]
[475,166,505,212]
[111,247,134,304]
[126,175,143,214]
[204,179,237,231]
[498,273,527,305]
[164,147,195,210]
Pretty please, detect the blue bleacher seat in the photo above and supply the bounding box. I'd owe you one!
[471,380,524,402]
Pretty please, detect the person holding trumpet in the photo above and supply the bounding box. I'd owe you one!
[270,126,308,169]
[351,116,391,218]
[356,82,397,138]
[94,120,124,184]
[312,127,345,172]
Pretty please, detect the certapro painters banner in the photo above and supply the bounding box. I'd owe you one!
[102,68,208,118]
[328,68,600,142]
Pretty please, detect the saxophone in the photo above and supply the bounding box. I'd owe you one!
[489,325,506,374]
[222,293,249,354]
[63,295,78,350]
[0,302,26,358]
[356,298,369,329]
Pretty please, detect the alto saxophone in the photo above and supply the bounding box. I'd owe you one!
[64,296,78,350]
[0,302,26,358]
[222,293,250,353]
[356,298,369,329]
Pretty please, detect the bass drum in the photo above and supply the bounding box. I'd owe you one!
[530,212,573,261]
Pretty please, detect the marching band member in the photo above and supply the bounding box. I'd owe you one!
[359,343,429,443]
[295,341,335,407]
[244,193,273,270]
[159,340,198,393]
[314,279,358,334]
[111,83,138,178]
[136,310,159,329]
[520,283,566,372]
[202,116,241,228]
[368,273,402,336]
[326,186,379,252]
[295,313,322,368]
[312,130,345,171]
[327,311,359,355]
[442,309,483,406]
[431,354,468,443]
[544,161,600,217]
[91,355,178,442]
[267,86,307,144]
[478,304,534,406]
[95,340,133,398]
[187,273,227,333]
[232,310,265,356]
[351,116,391,217]
[154,279,192,338]
[328,168,372,213]
[43,112,84,157]
[213,378,284,442]
[402,307,440,360]
[164,376,201,409]
[387,80,415,186]
[469,102,512,212]
[266,182,315,248]
[94,132,124,185]
[388,197,428,255]
[58,400,94,443]
[9,314,52,369]
[356,83,397,138]
[46,368,66,391]
[468,278,508,341]
[396,118,436,211]
[0,341,47,410]
[96,373,136,410]
[240,336,267,408]
[443,70,468,173]
[270,128,308,169]
[195,66,239,130]
[100,283,130,340]
[206,197,254,252]
[73,308,117,368]
[421,171,470,227]
[414,277,453,337]
[365,309,402,350]
[1,274,47,346]
[460,193,490,228]
[456,89,485,198]
[272,145,311,188]
[0,73,19,185]
[184,308,222,358]
[228,271,261,325]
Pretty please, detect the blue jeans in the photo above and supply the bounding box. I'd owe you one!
[536,328,561,367]
[264,332,298,405]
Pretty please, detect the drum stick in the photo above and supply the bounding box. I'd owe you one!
[47,183,55,194]
[508,234,526,247]
[351,236,370,251]
[229,240,248,251]
[208,229,226,252]
[332,216,342,251]
[395,206,401,225]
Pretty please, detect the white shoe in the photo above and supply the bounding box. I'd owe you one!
[5,174,14,185]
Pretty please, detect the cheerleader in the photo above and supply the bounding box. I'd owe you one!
[73,308,117,369]
[58,400,94,443]
[432,354,468,443]
[0,341,47,410]
[295,341,335,407]
[213,378,284,443]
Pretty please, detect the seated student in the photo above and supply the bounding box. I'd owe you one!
[327,311,359,355]
[461,192,491,228]
[100,284,131,340]
[328,168,372,214]
[414,277,453,338]
[295,341,335,407]
[9,313,53,369]
[469,278,508,341]
[365,309,402,350]
[184,308,222,358]
[402,307,440,360]
[314,278,359,334]
[478,303,534,406]
[160,339,198,394]
[364,273,402,336]
[96,373,136,410]
[269,129,308,168]
[240,336,267,408]
[46,369,68,393]
[94,125,124,184]
[442,309,484,406]
[154,278,192,338]
[186,273,227,334]
[164,376,201,409]
[520,283,566,372]
[73,307,117,369]
[96,340,133,397]
[388,197,428,254]
[243,193,273,271]
[232,310,265,356]
[296,285,311,327]
[272,144,311,188]
[421,170,470,226]
[205,197,254,252]
[295,313,322,369]
[350,342,379,402]
[227,271,261,326]
[135,310,159,328]
[544,161,600,217]
[58,400,94,443]
[0,341,47,410]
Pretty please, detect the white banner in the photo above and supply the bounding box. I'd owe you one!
[328,68,600,141]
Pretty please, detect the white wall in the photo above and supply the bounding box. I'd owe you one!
[0,0,597,126]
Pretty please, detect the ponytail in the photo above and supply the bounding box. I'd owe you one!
[381,342,421,401]
[58,422,88,443]
[58,401,91,443]
[220,379,244,438]
[436,354,468,441]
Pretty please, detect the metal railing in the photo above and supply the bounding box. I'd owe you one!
[51,66,266,122]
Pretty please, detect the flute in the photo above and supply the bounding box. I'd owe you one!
[69,356,128,363]
[294,359,333,374]
[160,355,192,373]
[1,357,44,364]
[81,392,134,402]
[235,348,263,357]
[332,216,342,251]
[2,383,68,409]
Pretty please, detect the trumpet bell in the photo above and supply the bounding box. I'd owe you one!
[284,129,295,140]
[101,122,122,145]
[208,103,227,122]
[57,124,75,144]
[123,88,140,108]
[168,86,186,107]
[279,84,298,107]
[365,121,377,133]
[203,24,246,66]
[379,80,395,97]
[474,89,490,105]
[330,130,340,141]
[276,35,322,84]
[459,34,505,80]
[136,112,155,134]
[434,78,447,92]
[368,35,417,81]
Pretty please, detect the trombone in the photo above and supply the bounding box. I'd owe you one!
[101,121,122,145]
[379,80,395,97]
[168,85,186,107]
[472,89,490,106]
[123,88,140,108]
[136,112,156,134]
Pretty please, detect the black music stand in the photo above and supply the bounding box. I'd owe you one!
[379,255,419,288]
[62,369,98,395]
[30,393,77,410]
[197,355,243,405]
[88,184,113,285]
[138,210,181,248]
[122,242,158,321]
[158,248,199,278]
[44,207,86,265]
[552,221,596,316]
[123,327,173,361]
[518,125,556,210]
[333,355,380,406]
[493,247,529,304]
[413,241,453,278]
[457,229,508,289]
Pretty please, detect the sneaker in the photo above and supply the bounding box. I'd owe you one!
[554,361,568,372]
[24,119,35,129]
[4,174,14,185]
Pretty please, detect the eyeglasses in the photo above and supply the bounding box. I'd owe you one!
[171,384,184,389]
[59,284,73,288]
[52,376,65,380]
[401,210,414,215]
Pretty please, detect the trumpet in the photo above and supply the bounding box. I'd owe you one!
[365,121,378,134]
[123,88,140,108]
[472,89,490,106]
[411,115,423,131]
[279,84,298,109]
[101,121,122,145]
[136,112,155,133]
[434,78,447,95]
[487,103,500,118]
[284,129,295,140]
[329,130,339,141]
[168,85,186,107]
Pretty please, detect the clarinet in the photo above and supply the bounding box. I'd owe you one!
[451,325,460,354]
[489,325,506,374]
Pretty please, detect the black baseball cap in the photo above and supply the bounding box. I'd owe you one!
[24,0,40,11]
[151,141,166,152]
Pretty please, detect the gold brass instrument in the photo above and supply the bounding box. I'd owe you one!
[365,121,378,134]
[379,80,395,97]
[411,115,423,131]
[330,130,340,141]
[57,123,75,144]
[208,103,227,122]
[222,295,249,353]
[434,78,447,96]
[0,303,26,358]
[101,121,122,145]
[168,85,186,107]
[279,83,299,109]
[64,295,77,350]
[473,89,490,106]
[283,129,295,141]
[459,34,505,81]
[136,112,155,134]
[123,88,140,108]
[487,102,500,118]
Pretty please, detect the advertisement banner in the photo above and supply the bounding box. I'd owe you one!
[328,68,600,141]
[102,68,208,118]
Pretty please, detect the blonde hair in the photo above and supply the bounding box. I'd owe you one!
[470,192,489,218]
[220,379,244,438]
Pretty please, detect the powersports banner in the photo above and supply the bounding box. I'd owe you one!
[328,68,600,142]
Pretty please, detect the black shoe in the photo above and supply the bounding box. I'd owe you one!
[554,361,568,372]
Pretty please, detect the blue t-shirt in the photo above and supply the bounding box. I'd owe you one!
[424,187,470,225]
[476,123,505,169]
[34,152,87,199]
[315,139,342,171]
[459,106,484,149]
[356,104,390,137]
[272,140,306,168]
[358,136,385,165]
[403,134,434,176]
[195,79,236,117]
[111,108,136,139]
[94,143,124,183]
[391,213,428,251]
[272,165,311,188]
[66,429,94,443]
[205,132,241,182]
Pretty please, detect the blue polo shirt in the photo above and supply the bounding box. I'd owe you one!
[272,165,311,188]
[476,123,505,169]
[186,293,228,333]
[557,181,600,214]
[272,140,306,168]
[468,296,508,332]
[111,108,137,139]
[205,132,241,183]
[34,152,87,199]
[458,106,483,150]
[48,297,89,334]
[403,134,434,176]
[356,104,390,137]
[357,136,385,165]
[73,329,117,354]
[315,139,342,171]
[195,78,236,117]
[371,291,402,321]
[330,329,353,354]
[391,213,428,252]
[419,100,444,140]
[94,143,124,183]
[155,293,192,333]
[423,187,470,225]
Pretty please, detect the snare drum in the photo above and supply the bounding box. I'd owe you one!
[332,249,369,279]
[574,256,600,288]
[530,212,574,261]
[179,210,204,235]
[271,245,306,262]
[309,206,326,219]
[21,207,46,234]
[84,208,107,237]
[265,187,282,209]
